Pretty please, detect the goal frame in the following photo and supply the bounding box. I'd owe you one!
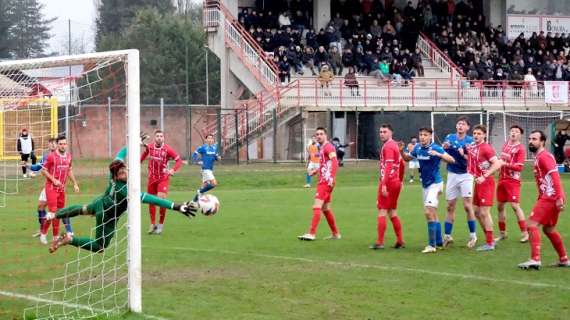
[0,49,142,313]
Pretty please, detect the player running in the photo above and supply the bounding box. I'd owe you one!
[39,136,79,245]
[47,147,196,253]
[441,117,477,248]
[496,125,528,243]
[518,130,568,270]
[304,135,320,188]
[192,134,220,202]
[370,124,405,250]
[298,127,341,241]
[407,137,420,183]
[466,125,502,252]
[141,130,183,235]
[402,127,455,253]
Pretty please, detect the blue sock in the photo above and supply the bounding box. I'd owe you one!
[435,222,443,246]
[199,182,215,194]
[467,220,476,233]
[63,217,73,233]
[38,209,46,226]
[428,222,436,247]
[305,174,311,185]
[444,221,453,236]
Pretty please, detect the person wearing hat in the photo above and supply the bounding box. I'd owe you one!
[17,128,37,178]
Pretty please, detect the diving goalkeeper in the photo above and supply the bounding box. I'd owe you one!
[47,146,197,253]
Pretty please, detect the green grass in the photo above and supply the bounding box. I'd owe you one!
[2,161,570,319]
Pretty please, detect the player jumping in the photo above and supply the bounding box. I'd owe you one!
[141,130,183,235]
[39,136,79,245]
[298,127,341,241]
[518,130,568,270]
[402,127,455,253]
[466,125,502,252]
[370,124,405,250]
[47,147,196,253]
[496,125,528,243]
[192,134,220,202]
[441,117,477,248]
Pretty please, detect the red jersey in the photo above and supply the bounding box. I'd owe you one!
[379,139,401,185]
[467,142,497,178]
[534,149,565,202]
[141,143,182,182]
[318,142,338,185]
[499,142,525,181]
[398,158,405,182]
[43,151,72,192]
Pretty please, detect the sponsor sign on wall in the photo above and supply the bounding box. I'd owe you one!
[508,15,570,39]
[544,81,569,104]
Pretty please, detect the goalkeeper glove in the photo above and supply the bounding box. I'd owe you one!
[174,201,198,218]
[140,132,150,146]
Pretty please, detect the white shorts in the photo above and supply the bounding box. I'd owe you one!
[201,169,215,183]
[409,160,420,169]
[423,182,443,208]
[307,162,319,174]
[445,172,474,200]
[38,188,46,202]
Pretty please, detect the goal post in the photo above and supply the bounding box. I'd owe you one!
[0,49,142,317]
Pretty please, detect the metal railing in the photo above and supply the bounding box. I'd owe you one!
[417,33,464,84]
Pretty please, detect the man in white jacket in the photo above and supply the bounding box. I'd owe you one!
[17,128,36,178]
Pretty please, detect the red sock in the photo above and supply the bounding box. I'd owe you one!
[485,230,494,245]
[376,215,387,245]
[390,216,403,244]
[309,208,321,235]
[498,221,506,233]
[149,205,156,225]
[518,220,527,232]
[323,209,339,235]
[159,208,166,224]
[41,219,51,234]
[52,219,60,237]
[529,226,541,261]
[545,231,568,262]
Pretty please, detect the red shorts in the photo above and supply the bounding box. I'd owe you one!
[315,183,334,203]
[473,178,494,207]
[147,178,170,194]
[46,188,65,212]
[377,180,402,210]
[496,179,521,203]
[530,199,561,227]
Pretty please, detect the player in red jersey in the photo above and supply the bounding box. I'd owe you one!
[42,135,79,244]
[370,124,405,250]
[495,125,528,243]
[298,127,340,241]
[466,125,502,252]
[519,130,568,270]
[140,130,183,235]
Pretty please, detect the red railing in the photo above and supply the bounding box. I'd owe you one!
[417,32,464,84]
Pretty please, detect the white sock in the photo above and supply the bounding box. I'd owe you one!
[470,232,477,239]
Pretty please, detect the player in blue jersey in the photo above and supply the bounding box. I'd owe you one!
[192,134,220,201]
[402,127,455,253]
[441,116,478,248]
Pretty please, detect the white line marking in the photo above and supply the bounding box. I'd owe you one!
[0,290,168,320]
[147,246,570,291]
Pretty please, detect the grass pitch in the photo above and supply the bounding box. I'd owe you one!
[1,161,570,319]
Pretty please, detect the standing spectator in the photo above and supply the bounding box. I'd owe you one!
[17,128,36,178]
[314,46,330,71]
[318,65,335,96]
[344,66,360,96]
[524,68,538,96]
[278,11,291,29]
[278,56,291,84]
[329,46,343,75]
[411,48,424,77]
[331,137,354,167]
[302,47,317,76]
[342,48,355,70]
[554,130,568,164]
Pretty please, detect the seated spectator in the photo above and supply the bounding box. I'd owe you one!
[344,66,359,96]
[379,59,391,79]
[318,65,334,96]
[286,45,303,74]
[314,46,330,71]
[342,48,355,70]
[302,47,317,76]
[329,46,343,76]
[278,56,291,84]
[411,47,424,77]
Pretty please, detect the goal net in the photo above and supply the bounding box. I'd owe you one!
[430,112,483,144]
[0,50,142,318]
[486,111,563,159]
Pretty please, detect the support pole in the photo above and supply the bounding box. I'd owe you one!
[107,97,112,158]
[235,110,239,165]
[272,108,277,163]
[160,98,164,131]
[245,109,249,163]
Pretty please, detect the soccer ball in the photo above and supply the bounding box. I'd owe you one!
[197,194,220,216]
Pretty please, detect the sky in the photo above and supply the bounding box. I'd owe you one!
[39,0,97,55]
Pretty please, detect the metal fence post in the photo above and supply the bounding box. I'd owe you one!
[235,109,239,165]
[107,97,112,158]
[160,98,164,131]
[272,107,277,163]
[216,107,222,156]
